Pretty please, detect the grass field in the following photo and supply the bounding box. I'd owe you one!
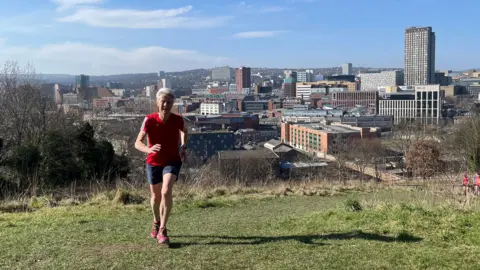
[1,186,480,270]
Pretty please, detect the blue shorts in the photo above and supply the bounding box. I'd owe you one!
[146,162,182,185]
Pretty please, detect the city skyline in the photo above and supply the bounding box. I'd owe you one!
[0,0,479,75]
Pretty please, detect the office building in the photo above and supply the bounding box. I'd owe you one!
[434,72,452,86]
[188,131,235,163]
[281,122,377,154]
[283,77,297,98]
[331,91,379,114]
[379,92,416,124]
[159,78,171,89]
[284,70,297,80]
[314,80,357,92]
[325,75,356,82]
[194,113,259,130]
[235,67,251,92]
[358,70,404,91]
[404,26,436,86]
[467,84,480,96]
[414,84,444,123]
[342,63,353,75]
[62,93,80,105]
[145,84,158,98]
[212,66,234,81]
[200,103,225,115]
[229,83,237,93]
[158,71,166,79]
[297,70,315,83]
[75,74,89,89]
[242,100,269,112]
[378,85,444,124]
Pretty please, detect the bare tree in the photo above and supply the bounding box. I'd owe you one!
[405,140,441,180]
[349,139,385,182]
[328,135,355,184]
[450,115,480,173]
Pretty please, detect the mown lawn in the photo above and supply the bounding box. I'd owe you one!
[1,188,480,270]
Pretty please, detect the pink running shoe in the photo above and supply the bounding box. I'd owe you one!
[157,227,170,247]
[151,222,160,238]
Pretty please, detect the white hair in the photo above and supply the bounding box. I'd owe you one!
[156,88,175,100]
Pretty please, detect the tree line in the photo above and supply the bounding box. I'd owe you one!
[0,62,129,198]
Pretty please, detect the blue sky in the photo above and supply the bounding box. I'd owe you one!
[0,0,478,75]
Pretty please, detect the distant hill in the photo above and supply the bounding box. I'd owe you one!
[36,66,404,88]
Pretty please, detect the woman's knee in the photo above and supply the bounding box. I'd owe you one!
[151,193,161,203]
[161,187,172,198]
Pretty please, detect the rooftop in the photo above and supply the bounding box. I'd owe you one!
[190,129,233,134]
[274,145,294,153]
[295,123,360,134]
[218,149,279,160]
[264,139,283,150]
[280,162,329,169]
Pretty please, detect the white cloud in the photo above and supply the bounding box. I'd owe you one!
[0,41,230,75]
[237,2,288,13]
[57,6,232,29]
[52,0,104,12]
[232,31,286,39]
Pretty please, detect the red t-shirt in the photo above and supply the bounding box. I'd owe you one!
[141,113,184,166]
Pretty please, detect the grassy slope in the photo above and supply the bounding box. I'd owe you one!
[1,188,479,270]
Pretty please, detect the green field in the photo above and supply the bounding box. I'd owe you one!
[1,187,480,270]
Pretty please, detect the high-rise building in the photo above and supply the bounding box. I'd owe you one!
[235,67,251,93]
[342,63,352,75]
[212,66,234,81]
[297,70,315,83]
[75,74,89,89]
[404,26,436,86]
[158,71,166,79]
[283,71,297,98]
[284,70,297,80]
[159,78,171,89]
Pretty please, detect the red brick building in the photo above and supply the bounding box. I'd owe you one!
[281,122,377,154]
[331,91,378,113]
[235,67,251,92]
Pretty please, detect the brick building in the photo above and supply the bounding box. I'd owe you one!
[281,122,377,155]
[194,113,259,131]
[331,91,378,114]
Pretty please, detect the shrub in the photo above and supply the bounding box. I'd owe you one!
[345,198,363,212]
[113,189,145,205]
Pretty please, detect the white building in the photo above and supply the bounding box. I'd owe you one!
[110,89,125,97]
[297,70,314,83]
[229,83,237,92]
[200,103,225,115]
[192,88,208,95]
[296,84,314,100]
[145,85,157,98]
[379,99,416,124]
[211,66,234,81]
[62,93,79,105]
[414,84,443,122]
[342,63,352,75]
[358,70,404,91]
[378,84,444,124]
[160,78,171,89]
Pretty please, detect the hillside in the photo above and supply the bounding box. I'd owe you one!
[1,187,478,270]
